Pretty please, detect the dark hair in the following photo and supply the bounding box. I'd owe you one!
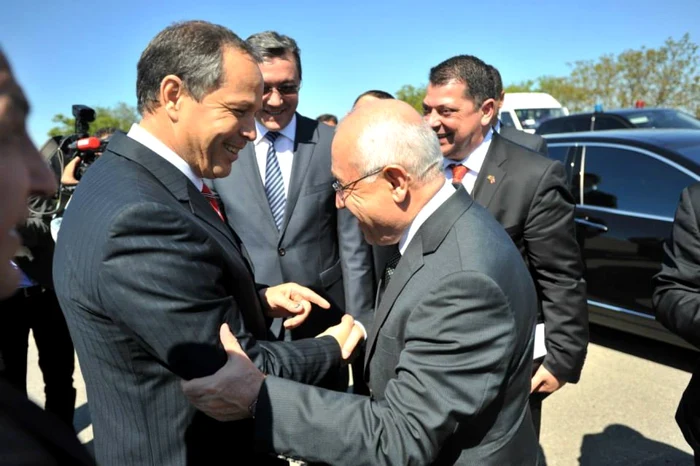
[486,64,503,98]
[429,55,495,107]
[246,31,302,81]
[353,90,394,107]
[94,127,117,139]
[316,114,338,124]
[136,20,258,115]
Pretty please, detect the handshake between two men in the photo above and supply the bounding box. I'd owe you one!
[181,281,365,422]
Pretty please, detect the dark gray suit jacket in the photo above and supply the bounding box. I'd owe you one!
[53,132,342,466]
[653,182,700,453]
[211,114,375,336]
[253,186,539,465]
[499,125,548,156]
[472,132,588,383]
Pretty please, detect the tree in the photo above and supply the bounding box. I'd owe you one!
[395,84,426,113]
[48,102,139,137]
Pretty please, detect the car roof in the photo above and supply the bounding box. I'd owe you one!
[544,128,700,164]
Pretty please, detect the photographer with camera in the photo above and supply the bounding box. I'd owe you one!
[60,126,115,186]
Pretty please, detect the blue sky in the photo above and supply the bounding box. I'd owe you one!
[2,0,699,145]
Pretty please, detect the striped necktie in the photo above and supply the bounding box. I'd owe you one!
[264,131,285,230]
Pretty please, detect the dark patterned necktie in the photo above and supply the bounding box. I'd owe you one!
[379,248,402,302]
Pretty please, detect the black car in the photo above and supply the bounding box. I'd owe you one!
[544,129,700,350]
[536,108,700,135]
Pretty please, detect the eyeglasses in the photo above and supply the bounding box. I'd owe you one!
[263,83,300,97]
[332,167,384,196]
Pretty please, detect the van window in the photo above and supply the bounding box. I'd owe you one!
[500,112,516,127]
[515,108,567,131]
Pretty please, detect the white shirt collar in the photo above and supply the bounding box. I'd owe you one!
[254,114,297,145]
[126,123,203,191]
[441,128,493,175]
[398,179,456,255]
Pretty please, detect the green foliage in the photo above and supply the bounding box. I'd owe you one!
[397,34,700,117]
[395,84,427,113]
[48,102,139,137]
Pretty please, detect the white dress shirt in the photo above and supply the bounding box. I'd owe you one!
[254,115,297,196]
[398,179,456,255]
[127,123,204,191]
[443,128,494,194]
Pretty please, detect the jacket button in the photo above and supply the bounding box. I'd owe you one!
[278,248,286,256]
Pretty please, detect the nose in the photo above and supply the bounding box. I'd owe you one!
[266,89,283,107]
[334,189,345,210]
[241,115,257,142]
[26,139,57,197]
[425,110,441,129]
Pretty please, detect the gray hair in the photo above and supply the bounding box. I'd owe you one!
[348,116,443,184]
[246,31,302,81]
[136,20,259,115]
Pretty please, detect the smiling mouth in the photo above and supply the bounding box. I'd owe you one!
[263,108,286,116]
[223,143,242,155]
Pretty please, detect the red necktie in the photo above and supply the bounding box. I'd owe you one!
[201,184,224,222]
[449,164,469,184]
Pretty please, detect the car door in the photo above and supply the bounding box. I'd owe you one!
[573,143,699,319]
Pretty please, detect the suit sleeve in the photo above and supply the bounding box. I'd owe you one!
[653,186,700,348]
[337,206,376,326]
[254,272,521,466]
[97,202,341,383]
[525,161,588,383]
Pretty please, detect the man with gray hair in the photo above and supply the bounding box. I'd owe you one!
[183,99,540,465]
[53,21,361,466]
[209,30,376,392]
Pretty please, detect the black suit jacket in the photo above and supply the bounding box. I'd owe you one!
[0,379,95,465]
[252,186,539,465]
[653,182,700,453]
[53,132,342,465]
[211,114,375,337]
[499,125,548,156]
[472,132,588,383]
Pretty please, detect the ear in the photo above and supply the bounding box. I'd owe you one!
[160,74,185,123]
[383,165,410,204]
[479,98,496,127]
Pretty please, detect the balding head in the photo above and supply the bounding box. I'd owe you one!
[331,99,444,246]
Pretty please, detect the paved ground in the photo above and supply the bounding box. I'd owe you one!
[26,324,697,465]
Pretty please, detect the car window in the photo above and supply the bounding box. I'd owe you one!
[547,145,569,165]
[514,108,567,131]
[500,111,516,127]
[570,116,594,132]
[625,109,700,130]
[582,145,695,218]
[593,116,629,130]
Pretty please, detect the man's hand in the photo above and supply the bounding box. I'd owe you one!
[259,283,331,329]
[316,314,365,360]
[181,324,264,422]
[61,156,82,186]
[531,364,566,394]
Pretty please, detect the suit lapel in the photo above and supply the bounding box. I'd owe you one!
[237,143,279,231]
[281,115,317,235]
[364,243,424,371]
[109,132,241,256]
[472,132,507,209]
[364,186,473,373]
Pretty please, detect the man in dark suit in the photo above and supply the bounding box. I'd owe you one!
[53,21,361,466]
[210,31,375,392]
[183,99,540,465]
[0,48,95,466]
[653,182,700,464]
[423,55,588,440]
[486,64,548,156]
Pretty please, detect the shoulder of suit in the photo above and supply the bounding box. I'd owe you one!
[497,133,553,169]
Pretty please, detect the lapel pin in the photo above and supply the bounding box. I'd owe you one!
[487,175,496,184]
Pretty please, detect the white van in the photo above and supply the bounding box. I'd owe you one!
[499,92,569,134]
